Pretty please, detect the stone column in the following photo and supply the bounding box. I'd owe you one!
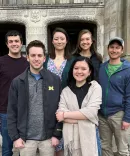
[104,0,123,60]
[0,0,2,5]
[17,0,28,4]
[9,0,16,5]
[122,0,130,60]
[26,10,47,47]
[96,8,104,57]
[26,26,45,43]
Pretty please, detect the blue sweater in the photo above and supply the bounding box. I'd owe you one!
[99,59,130,123]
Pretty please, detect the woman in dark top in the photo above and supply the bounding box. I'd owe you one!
[56,56,102,156]
[73,29,102,80]
[44,27,74,156]
[73,29,102,155]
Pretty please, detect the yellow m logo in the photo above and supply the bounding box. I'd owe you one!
[48,86,54,91]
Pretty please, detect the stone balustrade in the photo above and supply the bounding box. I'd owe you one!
[0,0,104,6]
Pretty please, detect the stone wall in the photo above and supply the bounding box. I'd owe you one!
[0,6,104,55]
[123,0,130,60]
[0,0,129,59]
[104,0,124,60]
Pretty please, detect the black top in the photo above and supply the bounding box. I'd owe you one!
[74,53,102,81]
[69,82,91,108]
[0,55,29,113]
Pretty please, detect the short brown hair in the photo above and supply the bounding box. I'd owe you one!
[26,40,46,55]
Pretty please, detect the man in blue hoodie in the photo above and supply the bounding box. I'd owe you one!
[99,37,130,156]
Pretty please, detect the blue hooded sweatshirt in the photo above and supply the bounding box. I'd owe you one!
[99,59,130,123]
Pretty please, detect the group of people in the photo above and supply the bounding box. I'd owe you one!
[0,27,129,156]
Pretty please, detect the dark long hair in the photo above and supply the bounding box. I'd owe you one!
[74,29,102,62]
[67,56,94,87]
[49,27,71,59]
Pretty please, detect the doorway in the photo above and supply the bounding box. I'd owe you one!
[47,21,97,53]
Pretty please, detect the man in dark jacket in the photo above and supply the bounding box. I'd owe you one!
[7,40,62,156]
[99,37,130,156]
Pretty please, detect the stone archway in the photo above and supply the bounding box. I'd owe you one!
[47,21,97,53]
[0,23,26,56]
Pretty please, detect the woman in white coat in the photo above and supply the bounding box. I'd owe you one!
[56,56,102,156]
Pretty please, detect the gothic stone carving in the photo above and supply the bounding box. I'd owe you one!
[30,10,41,23]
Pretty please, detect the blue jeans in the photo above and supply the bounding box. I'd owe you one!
[96,127,102,156]
[0,113,13,156]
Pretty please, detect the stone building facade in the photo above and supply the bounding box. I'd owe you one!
[0,0,129,60]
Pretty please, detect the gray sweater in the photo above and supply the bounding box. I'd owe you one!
[26,72,45,140]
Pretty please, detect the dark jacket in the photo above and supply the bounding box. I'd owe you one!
[7,67,62,142]
[74,54,102,81]
[44,56,75,89]
[99,59,130,123]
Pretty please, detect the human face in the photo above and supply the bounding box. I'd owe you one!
[73,61,91,84]
[108,42,123,60]
[27,47,46,73]
[6,36,22,56]
[79,33,93,51]
[52,32,67,51]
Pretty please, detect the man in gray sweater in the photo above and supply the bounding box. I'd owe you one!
[7,40,62,156]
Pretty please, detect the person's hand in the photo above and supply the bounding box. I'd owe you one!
[51,137,59,147]
[14,138,25,149]
[56,111,64,122]
[121,121,130,130]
